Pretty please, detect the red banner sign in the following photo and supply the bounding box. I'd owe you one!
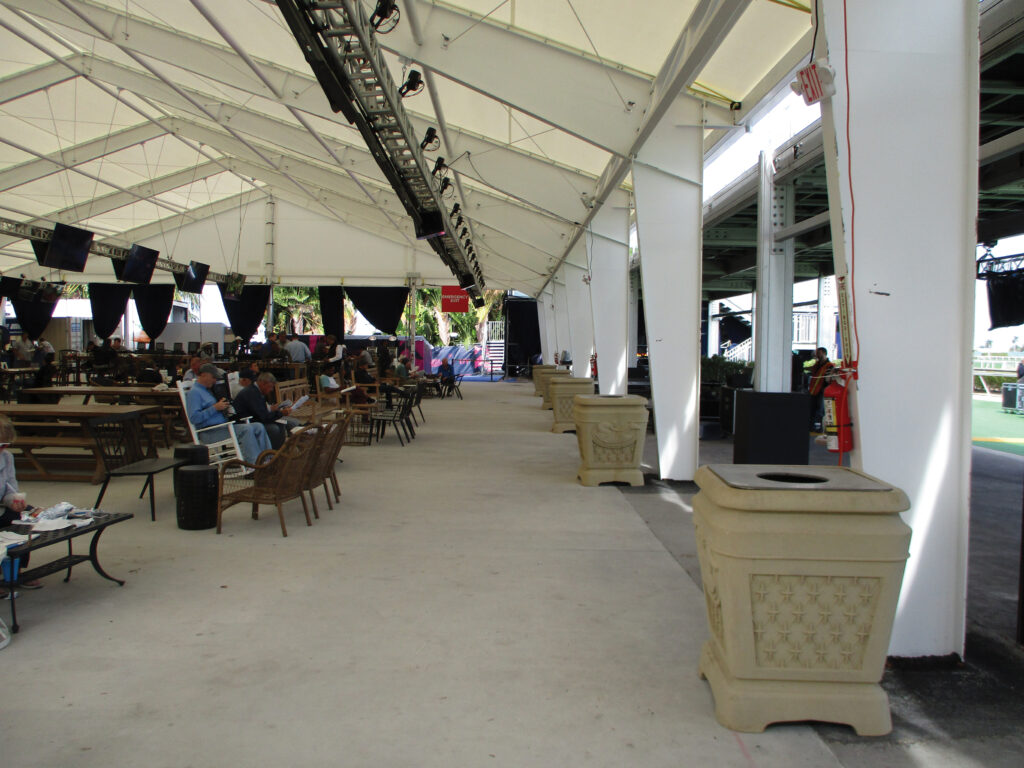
[441,285,470,313]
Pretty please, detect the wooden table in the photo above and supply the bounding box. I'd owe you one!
[0,404,159,483]
[2,511,133,633]
[23,386,185,446]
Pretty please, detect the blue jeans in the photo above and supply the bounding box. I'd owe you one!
[199,422,273,464]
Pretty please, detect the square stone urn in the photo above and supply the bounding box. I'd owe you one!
[693,464,911,736]
[549,377,595,432]
[572,394,649,486]
[541,368,571,410]
[531,364,559,397]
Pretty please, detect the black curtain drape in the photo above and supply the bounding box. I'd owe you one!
[132,284,176,341]
[318,286,346,341]
[219,284,271,341]
[88,283,133,339]
[10,298,57,340]
[987,271,1024,329]
[504,298,541,367]
[345,287,409,335]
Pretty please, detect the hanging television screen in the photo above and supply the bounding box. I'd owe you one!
[30,239,48,265]
[43,223,93,272]
[113,244,160,284]
[173,260,209,293]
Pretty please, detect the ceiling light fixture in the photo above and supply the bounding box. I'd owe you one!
[420,127,439,151]
[398,70,423,97]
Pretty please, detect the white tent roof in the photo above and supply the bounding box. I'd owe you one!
[0,0,812,293]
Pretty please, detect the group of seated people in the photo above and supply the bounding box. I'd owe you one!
[184,363,301,465]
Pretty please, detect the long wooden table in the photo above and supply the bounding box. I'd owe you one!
[22,386,185,446]
[0,404,159,483]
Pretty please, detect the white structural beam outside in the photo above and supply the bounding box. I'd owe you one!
[753,151,794,392]
[633,111,705,482]
[551,280,572,364]
[536,291,553,365]
[819,0,978,657]
[563,257,595,379]
[587,203,630,394]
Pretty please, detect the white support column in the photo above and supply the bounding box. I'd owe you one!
[587,203,630,393]
[753,151,794,392]
[627,269,640,368]
[820,0,978,657]
[563,257,596,379]
[536,290,553,365]
[551,279,573,365]
[633,103,704,481]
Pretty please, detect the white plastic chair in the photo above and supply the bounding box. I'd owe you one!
[177,380,245,468]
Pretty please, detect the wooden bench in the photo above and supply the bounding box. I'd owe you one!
[12,436,104,483]
[273,377,335,423]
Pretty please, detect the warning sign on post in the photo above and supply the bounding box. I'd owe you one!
[441,285,470,313]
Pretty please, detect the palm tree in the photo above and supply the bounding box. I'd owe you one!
[272,286,322,334]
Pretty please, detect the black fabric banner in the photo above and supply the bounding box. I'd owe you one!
[987,271,1024,329]
[318,286,346,341]
[345,287,409,335]
[218,284,271,341]
[10,298,57,340]
[504,298,541,367]
[88,283,133,339]
[132,284,176,341]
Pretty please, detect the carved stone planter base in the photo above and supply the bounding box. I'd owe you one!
[698,643,892,736]
[541,369,571,410]
[550,377,595,433]
[572,395,648,487]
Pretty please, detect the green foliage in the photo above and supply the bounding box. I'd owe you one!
[272,286,321,334]
[701,355,753,383]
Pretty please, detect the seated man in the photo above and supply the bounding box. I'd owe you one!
[232,372,295,449]
[319,364,342,394]
[186,363,272,463]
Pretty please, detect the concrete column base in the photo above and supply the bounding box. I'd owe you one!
[698,643,892,736]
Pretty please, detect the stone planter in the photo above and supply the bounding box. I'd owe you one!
[692,464,911,736]
[532,364,559,397]
[549,377,594,433]
[572,394,649,486]
[541,368,571,409]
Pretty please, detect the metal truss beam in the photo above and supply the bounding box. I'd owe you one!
[0,160,224,251]
[0,120,167,193]
[0,57,73,104]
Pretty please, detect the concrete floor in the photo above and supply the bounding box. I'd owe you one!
[2,380,1020,766]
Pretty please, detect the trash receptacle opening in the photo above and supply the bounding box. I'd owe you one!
[756,471,828,484]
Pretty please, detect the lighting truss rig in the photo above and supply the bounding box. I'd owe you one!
[275,0,486,306]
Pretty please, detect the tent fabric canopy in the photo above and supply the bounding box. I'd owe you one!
[88,283,133,340]
[218,284,271,342]
[0,0,813,297]
[131,284,175,341]
[344,287,409,336]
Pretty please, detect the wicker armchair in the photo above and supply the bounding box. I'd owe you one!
[216,430,314,537]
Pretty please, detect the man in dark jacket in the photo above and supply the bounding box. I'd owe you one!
[232,372,293,448]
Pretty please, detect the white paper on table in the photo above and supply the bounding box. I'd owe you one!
[26,518,74,531]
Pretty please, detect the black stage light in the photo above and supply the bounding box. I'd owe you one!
[420,127,439,151]
[370,1,399,33]
[460,227,469,240]
[432,157,447,176]
[399,69,423,97]
[455,215,463,228]
[438,177,451,195]
[450,203,460,217]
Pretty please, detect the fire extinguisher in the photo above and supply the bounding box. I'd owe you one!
[822,376,853,454]
[590,353,597,378]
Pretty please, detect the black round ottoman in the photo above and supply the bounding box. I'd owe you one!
[175,464,218,531]
[173,444,210,496]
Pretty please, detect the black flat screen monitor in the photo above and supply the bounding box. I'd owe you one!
[114,244,159,284]
[30,239,48,265]
[43,223,93,272]
[174,261,209,293]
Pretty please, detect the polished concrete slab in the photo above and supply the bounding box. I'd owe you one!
[1,381,839,767]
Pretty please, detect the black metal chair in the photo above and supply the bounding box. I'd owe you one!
[370,389,415,445]
[87,413,187,521]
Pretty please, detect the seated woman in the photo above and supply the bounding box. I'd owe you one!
[0,415,42,593]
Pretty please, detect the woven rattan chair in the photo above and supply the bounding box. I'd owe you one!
[216,430,313,537]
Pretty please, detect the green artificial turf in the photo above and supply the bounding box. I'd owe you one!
[972,397,1024,456]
